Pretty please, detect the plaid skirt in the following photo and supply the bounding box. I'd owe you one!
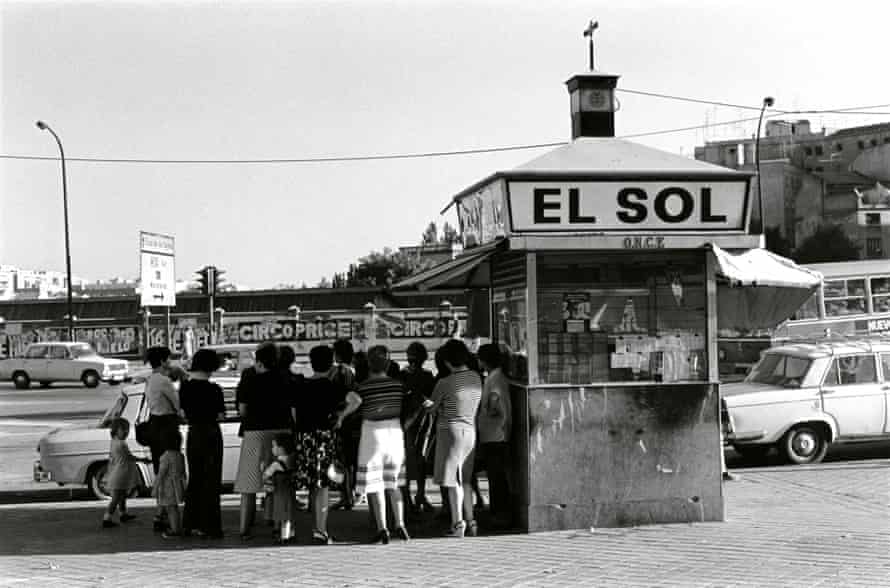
[355,419,406,495]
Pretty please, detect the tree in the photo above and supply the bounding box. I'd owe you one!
[793,224,860,264]
[764,226,792,258]
[421,222,438,245]
[344,247,434,288]
[316,277,331,288]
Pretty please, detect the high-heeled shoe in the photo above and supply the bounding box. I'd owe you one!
[371,529,390,544]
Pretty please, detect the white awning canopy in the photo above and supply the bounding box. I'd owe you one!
[711,244,823,330]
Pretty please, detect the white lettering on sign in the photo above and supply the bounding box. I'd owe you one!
[508,180,749,232]
[868,319,890,333]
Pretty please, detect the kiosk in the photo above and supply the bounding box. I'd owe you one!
[398,70,820,531]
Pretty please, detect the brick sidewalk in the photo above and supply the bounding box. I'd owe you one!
[0,462,888,587]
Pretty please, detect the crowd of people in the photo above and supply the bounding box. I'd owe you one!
[100,337,514,545]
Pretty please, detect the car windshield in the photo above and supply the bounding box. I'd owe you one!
[746,353,812,388]
[71,343,97,358]
[98,393,128,428]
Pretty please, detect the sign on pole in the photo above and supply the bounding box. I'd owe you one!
[139,231,176,307]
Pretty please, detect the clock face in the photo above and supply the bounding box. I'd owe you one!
[580,88,612,112]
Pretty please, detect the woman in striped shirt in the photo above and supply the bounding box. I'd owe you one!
[339,345,409,544]
[426,339,483,538]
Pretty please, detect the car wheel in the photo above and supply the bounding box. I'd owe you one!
[88,462,111,500]
[781,424,828,465]
[12,371,30,390]
[733,444,771,462]
[81,370,100,389]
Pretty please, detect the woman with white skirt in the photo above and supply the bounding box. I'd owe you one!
[339,345,409,544]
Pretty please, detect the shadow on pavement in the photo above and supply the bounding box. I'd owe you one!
[0,487,94,504]
[0,501,513,556]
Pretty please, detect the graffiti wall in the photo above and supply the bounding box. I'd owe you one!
[0,308,468,359]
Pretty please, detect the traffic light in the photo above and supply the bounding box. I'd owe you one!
[194,266,225,296]
[211,266,225,296]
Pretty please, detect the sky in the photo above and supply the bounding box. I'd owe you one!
[2,0,890,289]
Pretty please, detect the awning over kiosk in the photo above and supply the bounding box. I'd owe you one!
[711,244,823,330]
[394,240,504,291]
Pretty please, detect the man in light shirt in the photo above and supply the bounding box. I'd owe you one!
[476,344,512,529]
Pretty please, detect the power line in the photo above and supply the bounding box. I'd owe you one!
[1,94,888,164]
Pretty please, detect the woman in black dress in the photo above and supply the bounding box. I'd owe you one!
[179,348,225,538]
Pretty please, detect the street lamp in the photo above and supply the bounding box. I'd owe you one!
[215,307,226,343]
[36,120,75,342]
[754,97,775,234]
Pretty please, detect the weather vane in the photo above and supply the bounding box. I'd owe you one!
[583,20,599,71]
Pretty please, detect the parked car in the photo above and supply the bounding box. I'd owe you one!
[34,378,243,500]
[0,342,129,389]
[724,340,890,464]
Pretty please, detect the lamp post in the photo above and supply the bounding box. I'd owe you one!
[215,307,226,344]
[754,97,775,234]
[36,121,75,342]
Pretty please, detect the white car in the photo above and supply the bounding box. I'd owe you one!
[0,342,129,389]
[34,378,243,499]
[724,340,890,464]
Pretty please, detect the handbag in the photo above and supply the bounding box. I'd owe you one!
[135,419,155,447]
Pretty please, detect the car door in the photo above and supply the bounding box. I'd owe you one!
[22,345,50,380]
[821,353,885,436]
[47,345,74,381]
[881,353,890,434]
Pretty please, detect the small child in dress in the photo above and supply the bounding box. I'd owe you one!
[263,433,299,544]
[102,417,150,528]
[153,428,187,539]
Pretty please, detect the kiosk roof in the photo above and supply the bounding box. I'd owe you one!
[514,137,749,175]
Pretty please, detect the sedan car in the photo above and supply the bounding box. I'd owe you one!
[724,340,890,464]
[34,378,243,499]
[1,342,129,389]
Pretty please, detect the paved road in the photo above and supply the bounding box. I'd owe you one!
[0,462,887,587]
[0,382,126,420]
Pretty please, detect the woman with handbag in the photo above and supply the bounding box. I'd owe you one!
[399,342,436,515]
[291,345,348,545]
[426,340,482,538]
[144,346,182,532]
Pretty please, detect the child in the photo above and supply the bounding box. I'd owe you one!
[103,417,150,528]
[153,428,187,539]
[263,433,299,544]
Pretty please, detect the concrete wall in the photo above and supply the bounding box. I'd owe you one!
[512,383,723,532]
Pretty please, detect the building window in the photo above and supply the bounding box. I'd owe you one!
[815,166,824,172]
[836,143,844,151]
[815,145,824,155]
[867,238,883,258]
[858,140,866,150]
[871,138,879,147]
[866,213,881,225]
[884,137,890,144]
[804,147,813,156]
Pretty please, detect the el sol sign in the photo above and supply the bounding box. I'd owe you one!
[508,180,749,232]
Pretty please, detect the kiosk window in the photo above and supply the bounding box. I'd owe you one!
[536,251,707,385]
